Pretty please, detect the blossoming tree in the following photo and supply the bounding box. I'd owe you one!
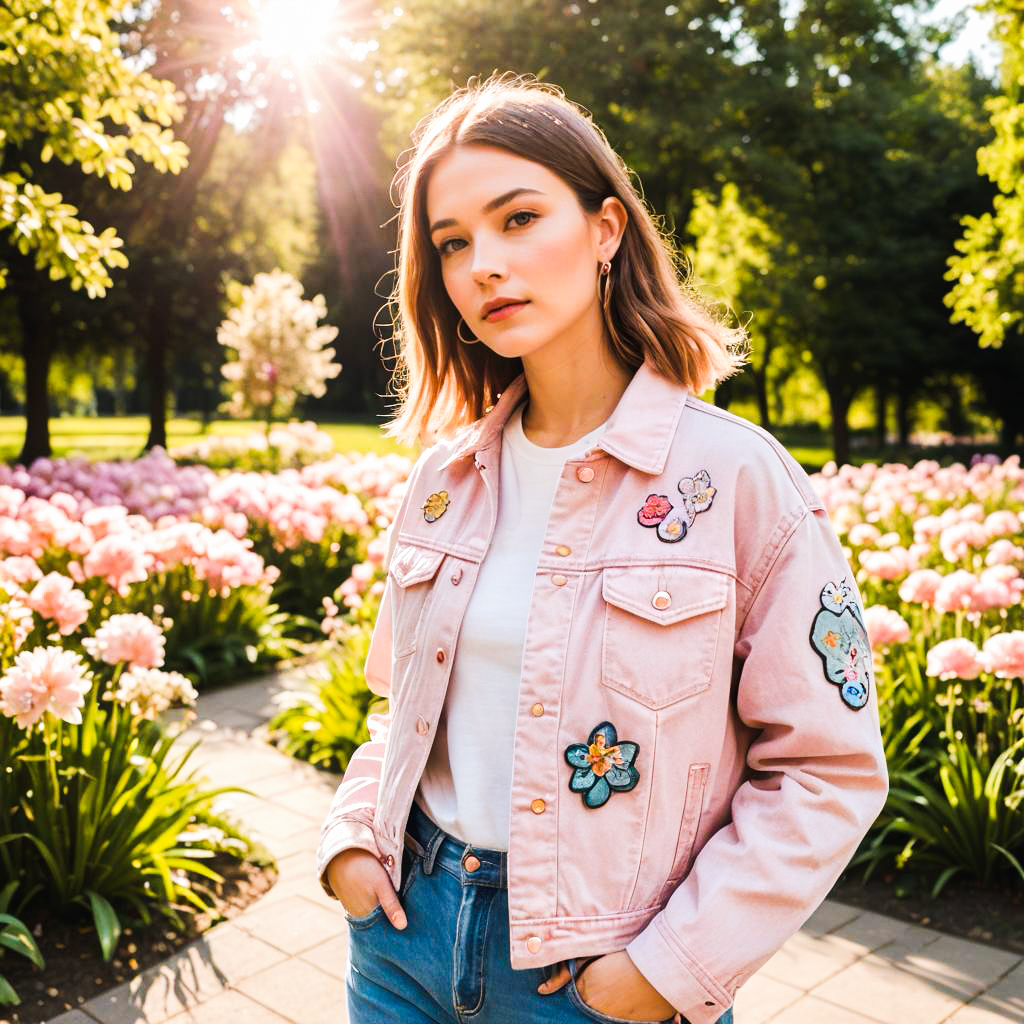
[217,268,341,428]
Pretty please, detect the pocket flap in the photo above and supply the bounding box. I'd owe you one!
[389,543,445,588]
[602,566,729,626]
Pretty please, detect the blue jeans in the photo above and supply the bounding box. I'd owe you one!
[345,800,734,1024]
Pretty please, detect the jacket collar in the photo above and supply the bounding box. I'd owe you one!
[439,359,688,475]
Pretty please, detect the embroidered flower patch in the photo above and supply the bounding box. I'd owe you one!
[637,470,717,545]
[564,721,640,808]
[809,579,871,710]
[422,491,450,523]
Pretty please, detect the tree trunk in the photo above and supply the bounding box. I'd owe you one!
[874,383,887,449]
[824,377,852,467]
[750,364,772,429]
[12,256,53,465]
[896,386,911,447]
[144,287,169,451]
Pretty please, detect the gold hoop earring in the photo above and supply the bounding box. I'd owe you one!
[456,316,480,345]
[598,260,624,353]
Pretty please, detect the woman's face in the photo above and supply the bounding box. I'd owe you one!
[425,144,624,365]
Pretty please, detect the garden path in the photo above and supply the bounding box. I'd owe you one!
[48,673,1024,1024]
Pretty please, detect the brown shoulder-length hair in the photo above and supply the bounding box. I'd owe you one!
[384,71,748,446]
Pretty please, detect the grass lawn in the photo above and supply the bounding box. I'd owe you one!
[0,416,417,463]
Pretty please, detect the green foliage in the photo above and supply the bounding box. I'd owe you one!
[268,616,378,773]
[0,0,189,296]
[0,688,257,963]
[0,879,43,1007]
[945,0,1024,349]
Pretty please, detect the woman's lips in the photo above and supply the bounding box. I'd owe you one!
[485,301,529,322]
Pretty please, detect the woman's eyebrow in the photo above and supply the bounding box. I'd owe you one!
[429,188,546,234]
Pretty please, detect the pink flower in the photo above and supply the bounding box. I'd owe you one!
[926,638,983,681]
[932,570,980,614]
[0,556,43,586]
[83,614,165,669]
[984,510,1022,540]
[898,569,944,607]
[0,646,92,727]
[858,549,911,582]
[864,605,911,649]
[986,539,1024,566]
[847,523,881,547]
[1,595,33,652]
[26,573,92,636]
[980,632,1024,679]
[83,534,149,596]
[939,522,990,563]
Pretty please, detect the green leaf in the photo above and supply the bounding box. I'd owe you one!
[83,890,121,962]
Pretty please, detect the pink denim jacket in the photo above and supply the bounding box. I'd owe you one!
[316,361,889,1024]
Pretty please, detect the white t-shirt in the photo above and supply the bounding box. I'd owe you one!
[415,403,608,851]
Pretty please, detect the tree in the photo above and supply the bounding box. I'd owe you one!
[685,183,783,425]
[944,0,1024,352]
[0,0,188,462]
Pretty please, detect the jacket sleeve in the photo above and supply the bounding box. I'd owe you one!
[314,454,424,899]
[625,505,890,1024]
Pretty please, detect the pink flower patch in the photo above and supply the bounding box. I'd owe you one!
[637,494,672,527]
[0,646,92,727]
[863,605,911,649]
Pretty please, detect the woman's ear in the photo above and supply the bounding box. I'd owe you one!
[593,196,628,264]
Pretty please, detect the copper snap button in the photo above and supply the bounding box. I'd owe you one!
[416,716,429,735]
[530,798,546,814]
[530,702,544,717]
[463,854,481,873]
[555,544,571,557]
[526,935,542,953]
[551,574,568,587]
[576,466,595,483]
[436,648,446,663]
[451,568,463,585]
[652,590,671,611]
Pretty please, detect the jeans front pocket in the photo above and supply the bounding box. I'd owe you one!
[565,957,676,1024]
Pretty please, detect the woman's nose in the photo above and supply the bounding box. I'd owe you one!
[470,248,506,285]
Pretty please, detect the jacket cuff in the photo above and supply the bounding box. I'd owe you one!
[315,816,380,899]
[625,913,733,1024]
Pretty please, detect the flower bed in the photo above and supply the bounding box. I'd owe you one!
[0,439,411,1008]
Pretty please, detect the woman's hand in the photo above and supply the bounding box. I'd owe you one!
[325,848,408,929]
[539,950,678,1021]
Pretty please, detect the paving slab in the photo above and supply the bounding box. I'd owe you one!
[234,957,344,1024]
[162,989,292,1024]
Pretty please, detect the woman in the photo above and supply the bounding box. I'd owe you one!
[316,72,888,1024]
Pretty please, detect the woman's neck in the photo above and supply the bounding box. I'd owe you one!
[519,345,633,449]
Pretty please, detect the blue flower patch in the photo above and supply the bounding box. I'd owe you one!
[564,721,640,808]
[809,580,871,710]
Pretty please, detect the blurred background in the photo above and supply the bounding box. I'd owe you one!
[1,0,1021,470]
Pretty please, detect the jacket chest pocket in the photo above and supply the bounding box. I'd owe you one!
[601,566,730,710]
[389,543,446,659]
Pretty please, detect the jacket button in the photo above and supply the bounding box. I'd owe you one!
[531,702,544,717]
[436,648,446,663]
[416,716,430,735]
[380,853,394,867]
[451,568,463,585]
[463,854,481,873]
[526,935,542,953]
[652,590,672,611]
[531,798,546,814]
[551,574,568,587]
[576,466,595,483]
[555,544,571,557]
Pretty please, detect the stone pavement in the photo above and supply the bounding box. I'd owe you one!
[48,672,1024,1024]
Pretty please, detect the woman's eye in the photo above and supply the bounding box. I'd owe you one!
[507,210,537,228]
[436,211,537,256]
